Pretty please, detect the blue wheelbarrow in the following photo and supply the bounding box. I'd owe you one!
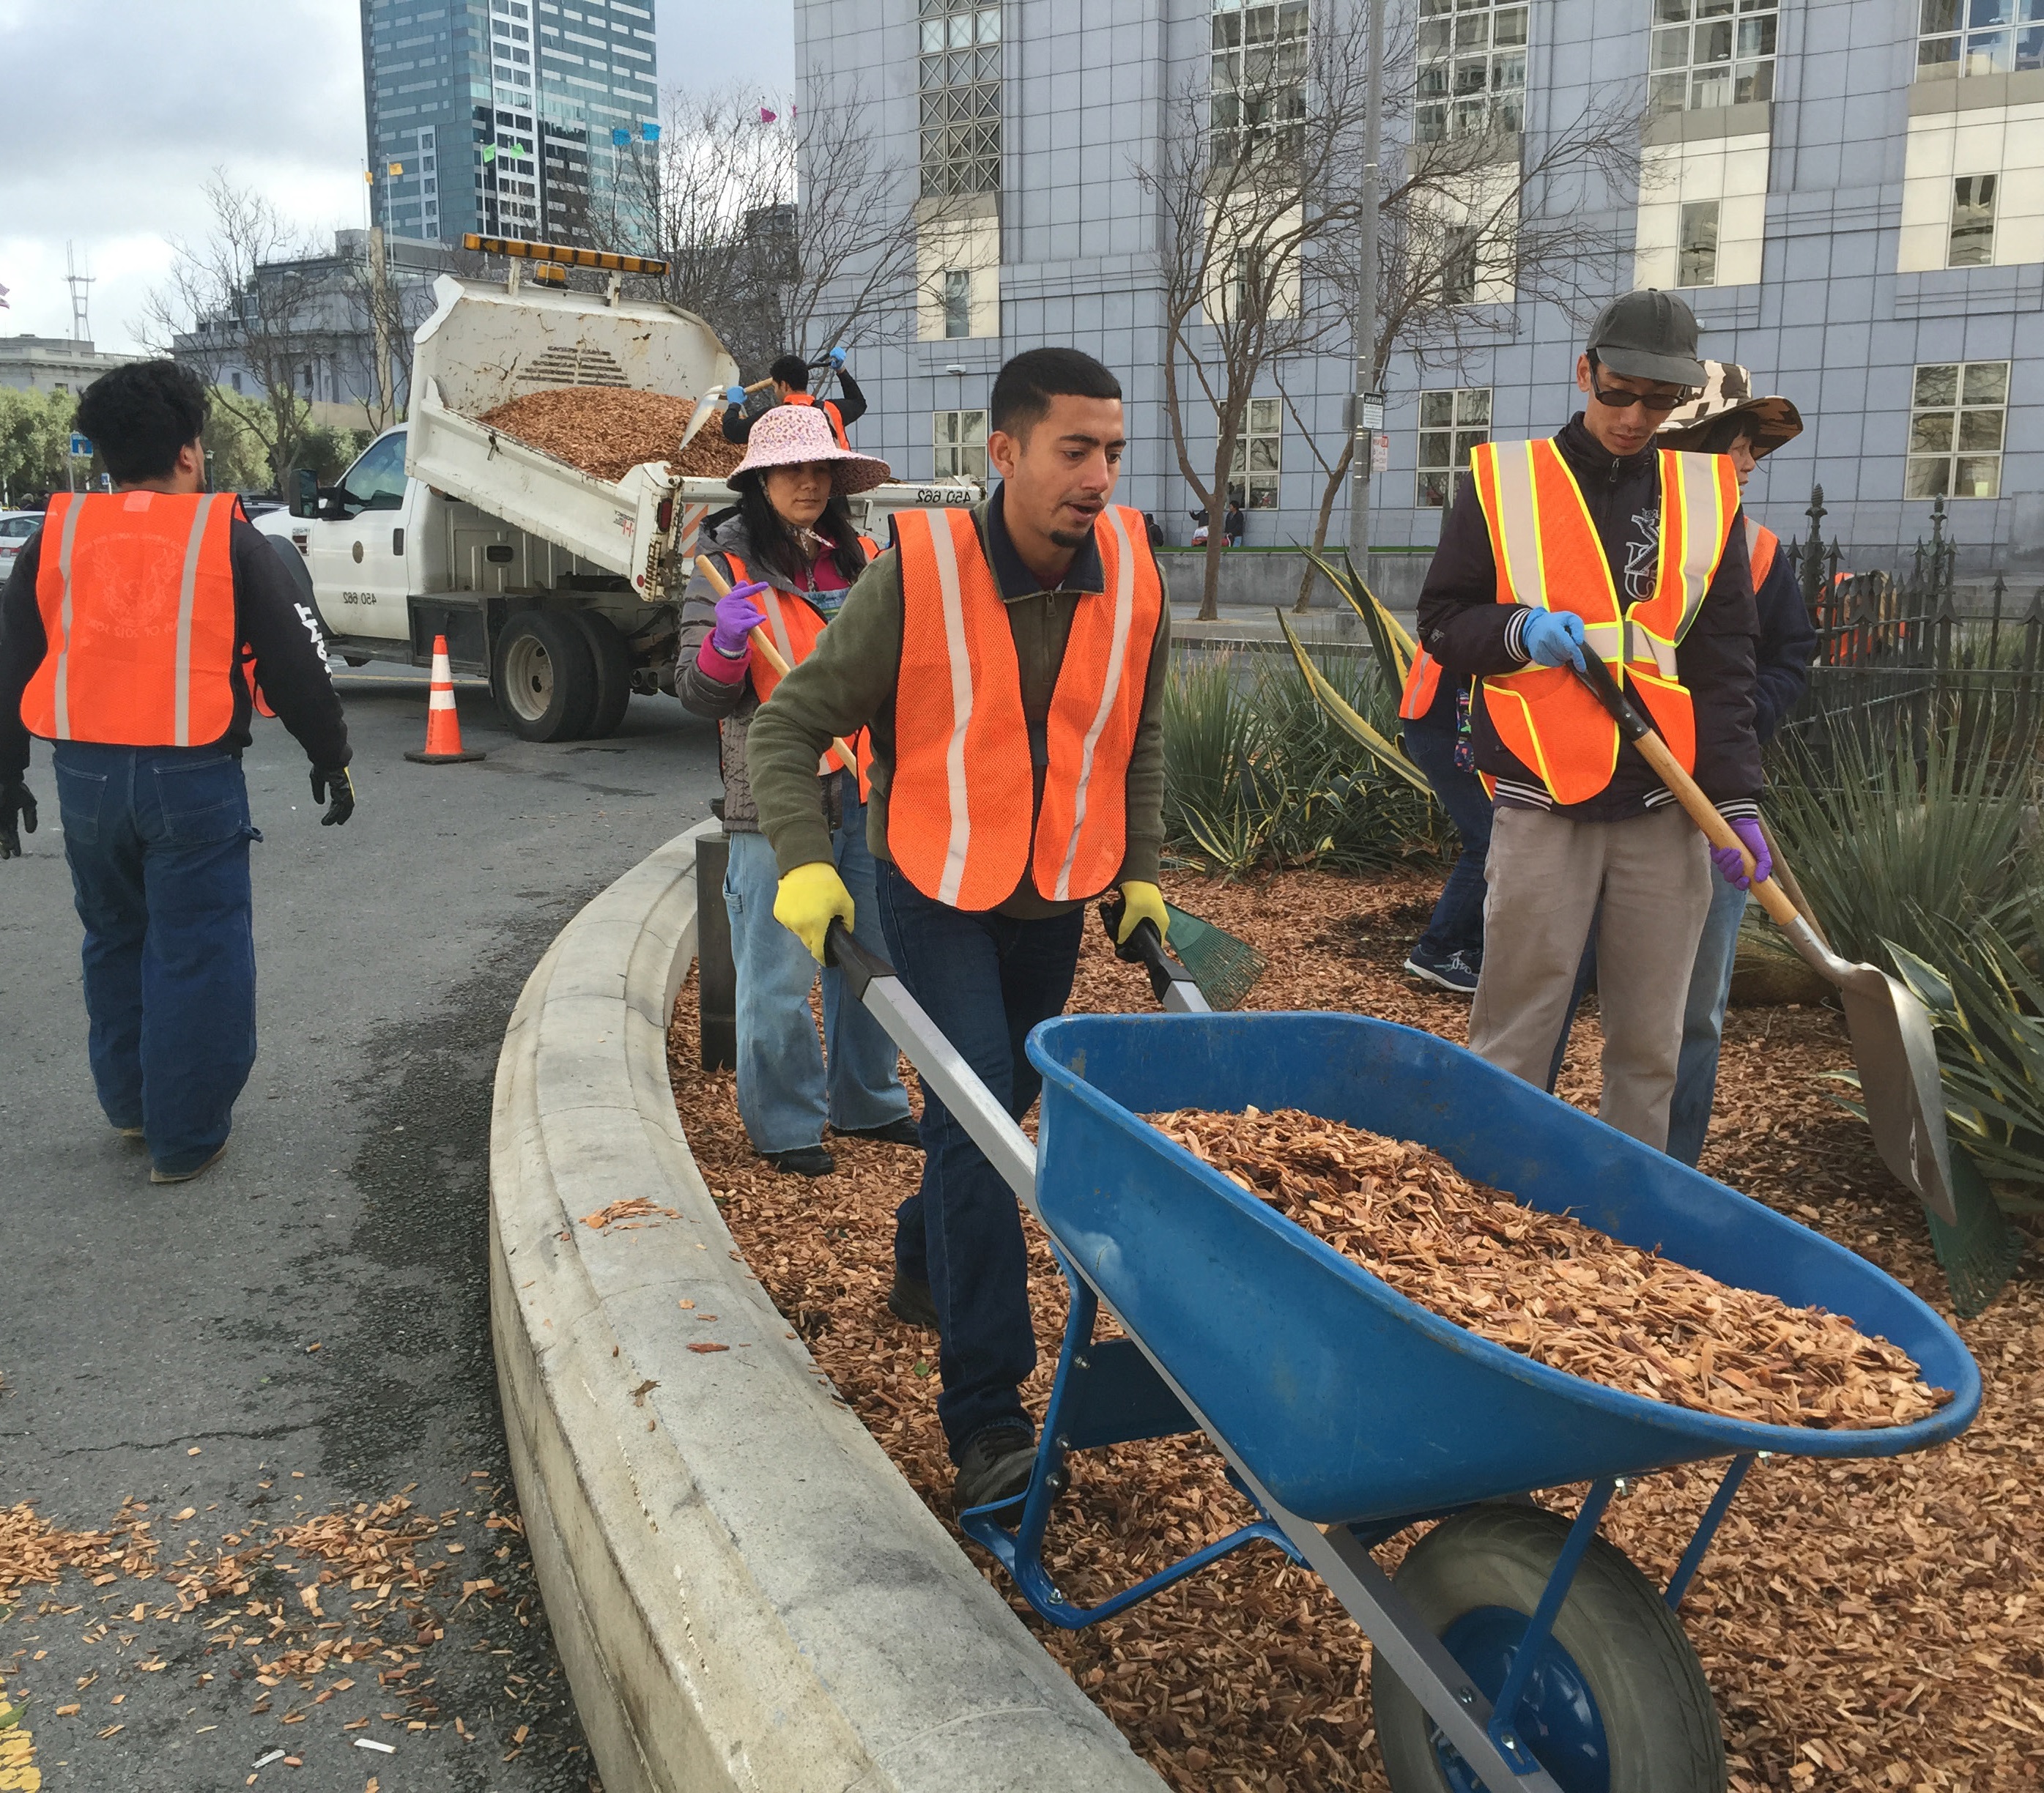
[823,919,1980,1792]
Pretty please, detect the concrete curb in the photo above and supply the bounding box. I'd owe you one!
[489,820,1166,1793]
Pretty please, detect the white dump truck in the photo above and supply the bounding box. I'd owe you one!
[258,272,975,742]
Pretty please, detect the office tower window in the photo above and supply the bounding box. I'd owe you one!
[1440,224,1481,304]
[1907,361,2008,498]
[934,409,989,481]
[1417,387,1491,508]
[1416,0,1527,142]
[942,270,973,338]
[1211,0,1310,163]
[1949,174,1998,264]
[1650,0,1777,115]
[919,0,1001,197]
[1678,198,1721,285]
[1228,397,1283,510]
[1918,0,2044,77]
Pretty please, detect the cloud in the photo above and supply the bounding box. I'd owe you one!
[0,0,794,353]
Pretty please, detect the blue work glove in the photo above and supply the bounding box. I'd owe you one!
[709,580,769,657]
[1521,609,1588,672]
[724,385,747,406]
[827,344,848,370]
[1711,817,1771,891]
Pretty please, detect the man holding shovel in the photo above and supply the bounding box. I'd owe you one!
[1415,289,1764,1151]
[746,347,1171,1515]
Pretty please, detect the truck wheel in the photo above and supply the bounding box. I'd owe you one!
[492,609,598,742]
[574,609,634,739]
[1371,1504,1725,1793]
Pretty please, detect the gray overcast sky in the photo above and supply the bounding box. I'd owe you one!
[0,0,793,354]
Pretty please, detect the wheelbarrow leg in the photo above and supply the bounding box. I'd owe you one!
[1665,1452,1755,1611]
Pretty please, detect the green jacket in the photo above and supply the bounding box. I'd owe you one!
[747,489,1171,920]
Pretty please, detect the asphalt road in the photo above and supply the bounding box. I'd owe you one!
[0,668,722,1792]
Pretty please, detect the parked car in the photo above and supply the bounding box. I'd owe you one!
[0,511,41,579]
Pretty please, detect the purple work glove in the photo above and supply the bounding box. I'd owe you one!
[1710,817,1771,891]
[709,580,769,657]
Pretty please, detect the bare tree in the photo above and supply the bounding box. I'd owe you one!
[604,87,920,381]
[1142,12,1385,620]
[141,174,327,484]
[344,229,440,434]
[1276,23,1642,609]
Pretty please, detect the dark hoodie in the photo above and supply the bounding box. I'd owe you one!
[1415,414,1761,823]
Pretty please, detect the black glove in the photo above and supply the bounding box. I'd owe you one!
[311,765,355,828]
[0,777,37,859]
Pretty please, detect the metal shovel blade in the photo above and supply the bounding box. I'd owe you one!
[1778,912,1958,1226]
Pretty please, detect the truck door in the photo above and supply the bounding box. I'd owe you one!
[306,429,412,642]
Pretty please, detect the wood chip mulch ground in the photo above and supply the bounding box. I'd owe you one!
[665,866,2044,1793]
[1149,1105,1950,1432]
[475,385,745,483]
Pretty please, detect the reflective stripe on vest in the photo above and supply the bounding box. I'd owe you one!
[1745,514,1779,590]
[782,391,849,449]
[890,504,1163,910]
[1398,647,1444,721]
[722,540,878,794]
[23,491,238,749]
[1471,440,1736,805]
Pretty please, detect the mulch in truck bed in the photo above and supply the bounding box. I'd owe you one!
[474,385,745,483]
[667,866,2044,1793]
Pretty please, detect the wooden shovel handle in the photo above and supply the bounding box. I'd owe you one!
[692,554,859,776]
[1569,657,1800,930]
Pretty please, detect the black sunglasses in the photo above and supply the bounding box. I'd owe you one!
[1588,368,1692,416]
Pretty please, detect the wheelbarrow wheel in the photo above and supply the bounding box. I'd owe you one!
[1372,1504,1725,1793]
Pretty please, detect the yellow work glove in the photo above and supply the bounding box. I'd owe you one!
[1114,880,1169,947]
[774,860,856,963]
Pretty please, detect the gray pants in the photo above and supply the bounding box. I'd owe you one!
[1469,804,1713,1151]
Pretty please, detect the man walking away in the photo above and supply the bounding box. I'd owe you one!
[1415,290,1763,1151]
[1657,363,1813,1166]
[0,360,354,1184]
[722,349,866,448]
[747,348,1171,1515]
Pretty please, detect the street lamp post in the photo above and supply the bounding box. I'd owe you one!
[1347,0,1384,571]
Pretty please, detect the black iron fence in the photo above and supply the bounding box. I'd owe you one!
[1774,486,2042,779]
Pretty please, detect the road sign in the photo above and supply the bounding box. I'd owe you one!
[1360,393,1385,431]
[69,434,92,459]
[1371,432,1390,473]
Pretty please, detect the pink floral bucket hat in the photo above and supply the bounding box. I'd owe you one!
[729,401,893,495]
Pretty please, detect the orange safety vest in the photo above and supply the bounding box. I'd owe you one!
[1470,440,1738,806]
[717,540,878,795]
[22,491,241,748]
[782,391,850,450]
[1397,647,1445,721]
[1745,515,1778,590]
[889,504,1163,911]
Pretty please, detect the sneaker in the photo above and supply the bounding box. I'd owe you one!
[836,1115,922,1148]
[114,1124,145,1141]
[1403,944,1481,995]
[764,1143,835,1178]
[886,1268,939,1330]
[952,1425,1037,1515]
[151,1142,227,1184]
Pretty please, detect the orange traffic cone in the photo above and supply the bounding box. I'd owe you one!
[404,635,487,763]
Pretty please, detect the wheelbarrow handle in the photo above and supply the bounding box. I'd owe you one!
[1568,656,1799,932]
[1097,894,1210,1013]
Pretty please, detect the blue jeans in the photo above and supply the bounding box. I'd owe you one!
[723,776,908,1153]
[52,743,260,1176]
[1404,721,1490,962]
[1665,872,1747,1168]
[876,861,1085,1460]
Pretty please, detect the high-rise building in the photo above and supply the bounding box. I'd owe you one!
[801,0,2044,573]
[360,0,659,249]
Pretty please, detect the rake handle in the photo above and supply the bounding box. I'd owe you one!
[1569,657,1799,930]
[692,554,860,776]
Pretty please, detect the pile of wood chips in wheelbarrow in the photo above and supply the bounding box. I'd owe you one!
[475,386,746,482]
[1149,1106,1955,1431]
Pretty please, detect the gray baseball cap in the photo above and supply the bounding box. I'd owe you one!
[1586,289,1706,389]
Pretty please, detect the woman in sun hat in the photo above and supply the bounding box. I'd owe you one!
[676,403,914,1178]
[1656,360,1813,1168]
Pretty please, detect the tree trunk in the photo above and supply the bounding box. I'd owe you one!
[1294,439,1354,612]
[1199,528,1225,622]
